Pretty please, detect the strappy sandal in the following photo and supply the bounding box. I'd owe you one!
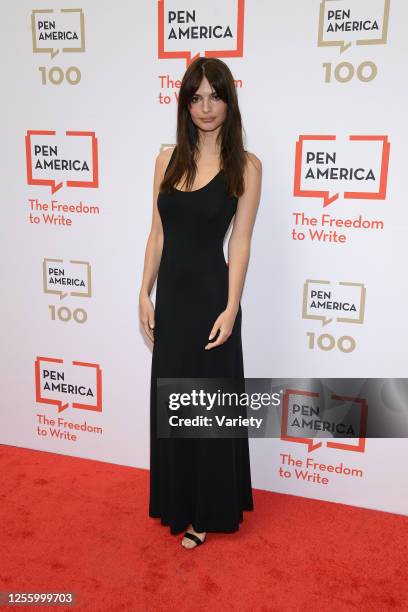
[182,531,206,548]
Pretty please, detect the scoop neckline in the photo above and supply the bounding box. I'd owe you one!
[173,169,223,193]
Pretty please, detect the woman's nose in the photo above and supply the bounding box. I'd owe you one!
[202,98,212,112]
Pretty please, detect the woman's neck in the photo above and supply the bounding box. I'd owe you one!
[197,126,222,156]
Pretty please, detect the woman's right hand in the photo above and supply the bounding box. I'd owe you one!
[139,291,155,343]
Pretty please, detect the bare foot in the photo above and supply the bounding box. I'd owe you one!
[181,523,207,549]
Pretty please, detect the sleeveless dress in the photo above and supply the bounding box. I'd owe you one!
[149,146,254,535]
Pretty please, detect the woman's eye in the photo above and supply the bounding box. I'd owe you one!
[191,94,220,103]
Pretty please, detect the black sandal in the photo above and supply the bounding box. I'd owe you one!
[182,531,206,547]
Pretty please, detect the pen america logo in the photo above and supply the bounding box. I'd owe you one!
[302,280,366,354]
[35,357,102,414]
[293,134,390,208]
[31,9,85,85]
[42,258,92,325]
[317,0,390,83]
[318,0,390,54]
[303,280,366,327]
[43,258,92,300]
[25,130,99,194]
[158,0,245,66]
[280,388,368,454]
[31,8,85,59]
[290,134,389,243]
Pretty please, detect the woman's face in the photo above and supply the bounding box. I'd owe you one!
[188,76,227,132]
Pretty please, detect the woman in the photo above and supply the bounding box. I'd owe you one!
[139,57,262,549]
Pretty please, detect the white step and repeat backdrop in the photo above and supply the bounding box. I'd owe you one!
[1,0,407,515]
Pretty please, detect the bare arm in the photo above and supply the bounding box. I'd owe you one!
[139,148,172,342]
[226,153,262,314]
[205,153,262,349]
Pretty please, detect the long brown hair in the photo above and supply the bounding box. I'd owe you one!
[159,57,247,198]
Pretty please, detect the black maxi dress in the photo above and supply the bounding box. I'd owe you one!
[149,146,254,535]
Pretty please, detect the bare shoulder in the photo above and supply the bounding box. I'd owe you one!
[245,151,262,173]
[244,152,262,194]
[156,145,175,171]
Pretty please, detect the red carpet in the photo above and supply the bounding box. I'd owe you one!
[1,444,407,611]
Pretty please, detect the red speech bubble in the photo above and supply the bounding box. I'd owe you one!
[35,356,102,413]
[293,134,390,207]
[158,0,245,67]
[281,389,367,453]
[26,130,99,194]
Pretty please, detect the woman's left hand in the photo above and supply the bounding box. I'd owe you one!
[205,307,238,350]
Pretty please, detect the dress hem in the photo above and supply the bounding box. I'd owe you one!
[148,503,254,535]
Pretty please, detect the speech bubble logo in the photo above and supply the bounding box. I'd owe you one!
[281,389,367,453]
[302,280,366,326]
[35,357,102,413]
[43,258,92,300]
[293,134,390,207]
[31,8,85,59]
[26,130,99,194]
[318,0,390,54]
[158,0,245,66]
